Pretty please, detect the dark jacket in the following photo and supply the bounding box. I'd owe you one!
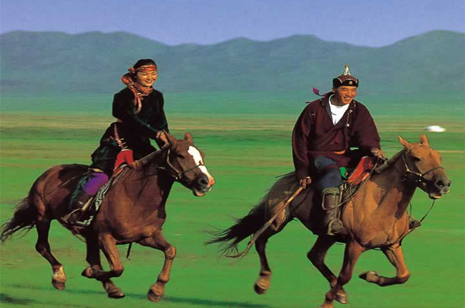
[292,93,380,180]
[91,88,169,174]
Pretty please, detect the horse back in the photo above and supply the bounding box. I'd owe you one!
[30,164,89,220]
[266,172,321,235]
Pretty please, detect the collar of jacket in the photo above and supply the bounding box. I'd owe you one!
[319,92,358,112]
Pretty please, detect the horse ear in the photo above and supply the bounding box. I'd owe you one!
[419,133,430,147]
[398,135,411,150]
[165,132,177,146]
[184,132,193,143]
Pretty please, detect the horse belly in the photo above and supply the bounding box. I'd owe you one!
[94,204,166,244]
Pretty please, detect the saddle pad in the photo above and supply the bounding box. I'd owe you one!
[78,167,128,227]
[346,156,376,185]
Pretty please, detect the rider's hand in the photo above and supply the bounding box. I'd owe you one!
[156,131,169,148]
[371,148,387,161]
[299,177,312,189]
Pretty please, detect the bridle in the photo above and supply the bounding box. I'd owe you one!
[398,150,445,234]
[160,148,204,181]
[401,151,444,187]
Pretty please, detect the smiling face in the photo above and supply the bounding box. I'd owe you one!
[135,69,158,87]
[332,86,357,106]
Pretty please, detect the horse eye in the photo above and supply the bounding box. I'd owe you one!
[412,156,421,162]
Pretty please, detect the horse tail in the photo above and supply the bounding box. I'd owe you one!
[0,197,37,242]
[206,201,267,256]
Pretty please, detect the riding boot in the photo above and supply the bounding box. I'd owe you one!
[322,187,346,236]
[62,191,92,225]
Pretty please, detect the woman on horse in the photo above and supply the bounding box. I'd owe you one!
[64,59,169,224]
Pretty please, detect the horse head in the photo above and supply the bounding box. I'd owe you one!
[163,132,215,197]
[398,134,451,199]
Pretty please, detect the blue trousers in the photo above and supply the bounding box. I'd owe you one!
[313,156,342,191]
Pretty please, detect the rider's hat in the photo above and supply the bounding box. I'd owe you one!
[332,65,359,88]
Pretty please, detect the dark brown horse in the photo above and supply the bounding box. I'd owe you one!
[208,134,450,308]
[0,132,215,302]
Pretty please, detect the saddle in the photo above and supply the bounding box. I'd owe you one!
[268,157,377,231]
[346,156,376,185]
[69,166,128,227]
[339,156,377,203]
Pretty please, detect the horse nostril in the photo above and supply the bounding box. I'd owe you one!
[198,176,209,187]
[439,179,452,188]
[435,180,444,189]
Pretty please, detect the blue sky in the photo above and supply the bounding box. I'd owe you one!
[1,0,464,47]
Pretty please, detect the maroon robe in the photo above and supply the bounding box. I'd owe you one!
[292,93,381,180]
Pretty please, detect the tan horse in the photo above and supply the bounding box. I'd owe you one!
[0,132,215,302]
[208,134,450,308]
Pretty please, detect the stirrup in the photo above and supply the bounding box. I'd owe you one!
[327,219,346,236]
[62,198,93,225]
[62,208,83,225]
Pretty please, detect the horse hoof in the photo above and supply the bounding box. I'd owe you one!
[336,290,348,304]
[148,289,163,302]
[254,272,271,295]
[52,266,66,290]
[360,271,379,283]
[81,267,93,278]
[52,280,65,290]
[108,288,125,299]
[254,283,267,295]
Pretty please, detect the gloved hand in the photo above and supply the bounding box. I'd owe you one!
[299,177,312,189]
[371,147,387,161]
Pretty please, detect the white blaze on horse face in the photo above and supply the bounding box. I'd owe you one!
[188,146,214,183]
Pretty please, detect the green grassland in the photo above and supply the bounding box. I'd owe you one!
[0,94,464,308]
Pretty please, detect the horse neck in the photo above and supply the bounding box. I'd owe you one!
[363,151,417,216]
[126,148,175,201]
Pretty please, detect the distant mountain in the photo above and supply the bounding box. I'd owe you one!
[1,30,464,98]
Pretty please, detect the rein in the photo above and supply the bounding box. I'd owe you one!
[157,148,204,181]
[343,153,441,237]
[398,151,442,234]
[337,161,380,207]
[409,199,437,225]
[401,153,444,185]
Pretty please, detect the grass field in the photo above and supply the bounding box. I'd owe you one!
[1,95,464,308]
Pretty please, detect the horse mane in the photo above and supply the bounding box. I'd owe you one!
[130,147,168,170]
[374,149,405,174]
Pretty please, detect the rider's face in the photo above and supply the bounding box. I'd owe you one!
[333,86,357,105]
[136,70,158,87]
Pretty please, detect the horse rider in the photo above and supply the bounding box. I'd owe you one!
[292,65,386,236]
[63,59,169,224]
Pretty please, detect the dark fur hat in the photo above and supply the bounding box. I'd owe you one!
[333,65,359,88]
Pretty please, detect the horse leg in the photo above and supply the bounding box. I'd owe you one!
[35,220,67,290]
[321,241,364,308]
[82,233,124,289]
[253,220,291,296]
[138,230,176,302]
[81,233,124,298]
[359,244,410,286]
[308,235,348,304]
[254,234,273,295]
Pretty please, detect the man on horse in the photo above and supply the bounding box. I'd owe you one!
[63,59,170,225]
[292,65,386,236]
